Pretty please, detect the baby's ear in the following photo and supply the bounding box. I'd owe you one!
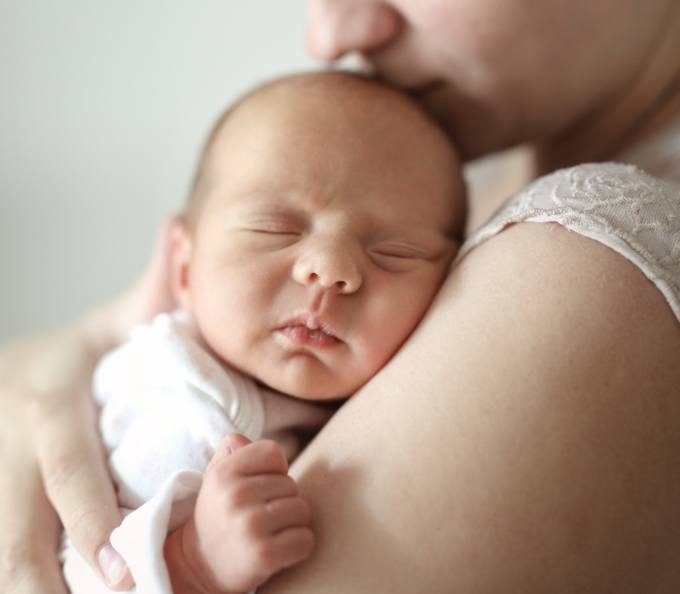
[169,217,193,311]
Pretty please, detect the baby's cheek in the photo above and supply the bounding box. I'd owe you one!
[358,318,408,374]
[372,283,440,354]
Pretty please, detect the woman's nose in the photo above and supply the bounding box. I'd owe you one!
[292,241,363,294]
[306,0,402,61]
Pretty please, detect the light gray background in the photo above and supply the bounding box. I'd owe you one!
[0,1,517,342]
[0,1,318,340]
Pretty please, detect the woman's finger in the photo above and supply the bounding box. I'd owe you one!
[0,559,68,594]
[111,215,181,340]
[33,397,133,590]
[0,418,68,594]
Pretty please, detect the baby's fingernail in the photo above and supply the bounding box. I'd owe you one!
[98,543,128,586]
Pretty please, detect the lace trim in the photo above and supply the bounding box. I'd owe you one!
[457,163,680,322]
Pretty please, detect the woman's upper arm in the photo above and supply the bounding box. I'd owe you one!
[261,222,680,593]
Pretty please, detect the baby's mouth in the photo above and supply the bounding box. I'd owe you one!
[278,325,340,349]
[276,314,342,350]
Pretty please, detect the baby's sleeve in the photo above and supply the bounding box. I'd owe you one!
[94,311,265,507]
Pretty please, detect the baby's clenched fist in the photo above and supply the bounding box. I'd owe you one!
[166,434,314,594]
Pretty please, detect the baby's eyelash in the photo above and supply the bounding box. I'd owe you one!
[247,227,301,235]
[372,250,418,259]
[370,243,428,259]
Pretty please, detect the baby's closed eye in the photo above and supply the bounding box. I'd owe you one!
[368,242,434,272]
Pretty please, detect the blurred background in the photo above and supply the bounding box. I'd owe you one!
[0,1,522,342]
[1,1,316,340]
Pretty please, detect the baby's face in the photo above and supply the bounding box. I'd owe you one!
[175,78,464,399]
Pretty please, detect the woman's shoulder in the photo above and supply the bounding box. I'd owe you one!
[459,161,680,307]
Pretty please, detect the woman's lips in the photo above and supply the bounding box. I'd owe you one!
[277,325,341,349]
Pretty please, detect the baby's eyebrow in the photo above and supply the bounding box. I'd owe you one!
[228,203,312,229]
[236,202,305,218]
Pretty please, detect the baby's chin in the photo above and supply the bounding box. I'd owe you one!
[256,369,368,402]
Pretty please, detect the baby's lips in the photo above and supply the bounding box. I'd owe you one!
[278,325,342,349]
[277,311,342,341]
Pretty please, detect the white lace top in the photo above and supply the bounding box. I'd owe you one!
[457,116,680,322]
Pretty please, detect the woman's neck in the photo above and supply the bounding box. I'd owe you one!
[532,4,680,176]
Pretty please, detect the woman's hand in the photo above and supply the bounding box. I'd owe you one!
[0,324,132,592]
[0,217,179,593]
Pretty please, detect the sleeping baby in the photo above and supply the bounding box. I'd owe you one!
[61,70,467,594]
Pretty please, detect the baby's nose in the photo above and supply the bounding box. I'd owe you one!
[292,243,362,294]
[306,0,403,61]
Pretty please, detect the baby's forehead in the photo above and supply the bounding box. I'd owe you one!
[212,72,444,149]
[189,72,464,234]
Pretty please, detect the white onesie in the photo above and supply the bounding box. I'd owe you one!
[60,310,331,594]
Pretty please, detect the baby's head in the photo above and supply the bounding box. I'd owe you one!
[172,71,465,400]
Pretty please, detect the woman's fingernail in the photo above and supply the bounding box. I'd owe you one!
[98,543,128,585]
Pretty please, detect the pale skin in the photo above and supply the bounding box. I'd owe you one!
[162,73,462,594]
[2,1,680,593]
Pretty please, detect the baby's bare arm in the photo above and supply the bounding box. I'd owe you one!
[165,435,314,594]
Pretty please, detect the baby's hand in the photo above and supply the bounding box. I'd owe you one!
[168,434,314,594]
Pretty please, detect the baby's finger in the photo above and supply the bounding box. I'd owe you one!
[219,432,253,455]
[269,527,315,572]
[214,439,289,477]
[227,474,299,507]
[206,434,252,475]
[264,497,312,533]
[34,401,133,590]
